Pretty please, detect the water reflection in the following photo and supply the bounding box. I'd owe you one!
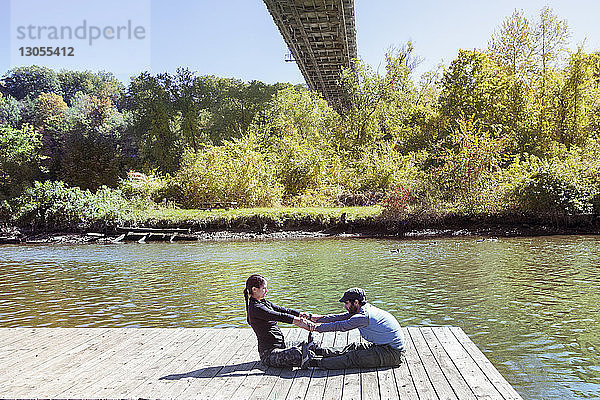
[1,236,599,398]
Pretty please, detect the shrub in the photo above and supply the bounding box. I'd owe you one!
[176,139,283,208]
[509,171,592,214]
[430,119,506,211]
[12,180,132,230]
[340,143,406,193]
[119,172,183,205]
[501,146,600,215]
[273,134,326,200]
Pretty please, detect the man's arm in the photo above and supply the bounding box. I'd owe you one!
[315,313,368,333]
[315,312,351,323]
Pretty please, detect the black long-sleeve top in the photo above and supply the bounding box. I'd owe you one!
[247,297,299,353]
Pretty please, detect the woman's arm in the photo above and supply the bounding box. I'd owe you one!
[270,301,300,317]
[251,301,296,324]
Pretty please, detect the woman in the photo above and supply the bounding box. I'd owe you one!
[244,274,313,367]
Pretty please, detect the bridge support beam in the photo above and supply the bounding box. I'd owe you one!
[264,0,357,112]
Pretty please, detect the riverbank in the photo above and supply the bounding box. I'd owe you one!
[2,206,600,244]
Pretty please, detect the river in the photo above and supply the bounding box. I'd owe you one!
[1,235,599,399]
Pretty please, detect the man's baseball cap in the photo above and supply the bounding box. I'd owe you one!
[339,288,366,303]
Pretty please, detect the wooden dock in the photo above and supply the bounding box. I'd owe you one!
[0,327,522,399]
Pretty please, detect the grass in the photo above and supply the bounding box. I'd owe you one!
[137,205,383,225]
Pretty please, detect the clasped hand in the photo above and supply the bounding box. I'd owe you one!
[297,317,318,331]
[299,312,323,323]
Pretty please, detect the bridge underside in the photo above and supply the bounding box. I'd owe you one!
[264,0,357,111]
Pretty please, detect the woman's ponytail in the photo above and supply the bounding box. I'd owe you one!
[244,274,266,324]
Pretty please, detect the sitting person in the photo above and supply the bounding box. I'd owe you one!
[243,274,315,367]
[301,288,406,369]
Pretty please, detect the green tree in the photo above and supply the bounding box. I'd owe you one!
[58,93,126,190]
[439,50,515,138]
[126,72,179,173]
[1,66,61,100]
[338,44,419,149]
[488,9,535,78]
[0,93,22,127]
[0,124,44,198]
[547,49,600,147]
[58,70,125,107]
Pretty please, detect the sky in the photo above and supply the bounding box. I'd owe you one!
[1,0,600,85]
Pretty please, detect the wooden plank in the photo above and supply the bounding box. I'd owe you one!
[9,328,148,397]
[0,329,93,394]
[449,327,523,400]
[0,328,50,350]
[404,326,438,400]
[68,328,190,398]
[117,226,190,233]
[377,326,407,400]
[0,327,523,400]
[175,328,256,398]
[285,329,316,400]
[30,329,160,398]
[262,328,303,400]
[304,331,334,399]
[0,328,101,373]
[153,328,246,399]
[97,328,197,398]
[392,328,419,399]
[359,333,380,400]
[233,328,305,400]
[341,329,361,400]
[0,329,110,386]
[127,328,214,398]
[408,327,459,400]
[189,329,258,400]
[229,343,274,400]
[420,327,477,400]
[433,327,504,400]
[321,330,346,400]
[0,328,63,362]
[57,328,166,397]
[377,364,400,400]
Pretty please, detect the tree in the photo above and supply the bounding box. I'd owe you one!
[439,50,515,137]
[534,6,569,137]
[338,43,419,149]
[56,92,126,190]
[34,92,68,129]
[0,93,22,127]
[547,49,600,147]
[57,70,124,107]
[126,72,179,173]
[488,9,535,78]
[534,7,569,79]
[0,124,44,198]
[1,66,61,100]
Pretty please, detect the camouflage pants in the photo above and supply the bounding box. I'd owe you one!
[260,340,305,368]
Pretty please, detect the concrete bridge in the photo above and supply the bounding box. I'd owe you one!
[264,0,357,111]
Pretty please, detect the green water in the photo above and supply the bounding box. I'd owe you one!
[1,236,599,399]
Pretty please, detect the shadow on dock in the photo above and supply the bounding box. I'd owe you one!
[158,361,350,380]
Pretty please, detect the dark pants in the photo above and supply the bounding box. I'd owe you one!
[311,342,405,369]
[260,340,304,368]
[260,340,405,369]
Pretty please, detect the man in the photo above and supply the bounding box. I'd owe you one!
[301,288,405,369]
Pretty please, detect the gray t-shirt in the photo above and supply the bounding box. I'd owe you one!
[315,303,405,350]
